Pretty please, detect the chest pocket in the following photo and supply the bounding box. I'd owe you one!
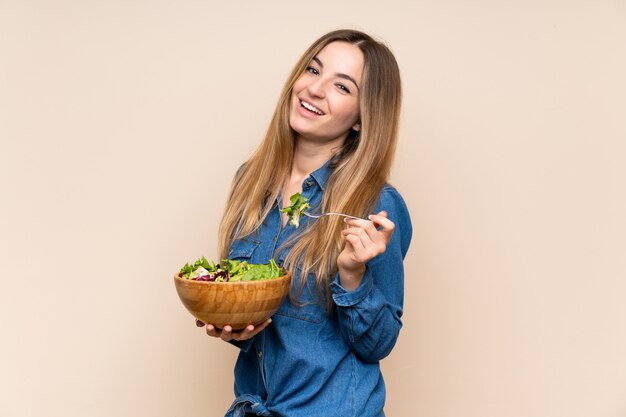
[227,237,260,261]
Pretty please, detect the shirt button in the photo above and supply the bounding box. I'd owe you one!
[258,351,263,358]
[306,180,313,187]
[273,235,278,242]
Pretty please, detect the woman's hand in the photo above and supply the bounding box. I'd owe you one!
[195,319,272,342]
[337,210,395,291]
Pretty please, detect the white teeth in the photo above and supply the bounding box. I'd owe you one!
[301,100,324,115]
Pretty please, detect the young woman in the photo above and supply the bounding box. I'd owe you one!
[197,29,412,417]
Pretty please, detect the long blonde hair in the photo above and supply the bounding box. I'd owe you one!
[218,29,402,309]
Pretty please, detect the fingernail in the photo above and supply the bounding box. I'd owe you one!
[343,217,349,223]
[367,215,372,220]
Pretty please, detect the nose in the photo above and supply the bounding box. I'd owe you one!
[307,76,326,98]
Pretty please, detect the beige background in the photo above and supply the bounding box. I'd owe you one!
[1,1,625,416]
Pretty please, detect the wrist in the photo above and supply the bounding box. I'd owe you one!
[337,263,366,291]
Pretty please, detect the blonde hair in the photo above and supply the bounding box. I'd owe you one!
[218,29,402,309]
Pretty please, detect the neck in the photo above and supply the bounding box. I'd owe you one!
[290,134,343,180]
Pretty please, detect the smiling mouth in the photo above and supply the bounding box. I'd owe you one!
[300,100,325,116]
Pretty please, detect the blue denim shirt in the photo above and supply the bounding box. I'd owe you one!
[224,161,412,417]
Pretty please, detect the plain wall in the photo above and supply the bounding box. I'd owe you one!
[1,1,625,416]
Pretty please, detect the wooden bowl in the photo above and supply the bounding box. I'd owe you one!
[174,271,291,330]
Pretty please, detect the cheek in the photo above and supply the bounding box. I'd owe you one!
[292,76,307,96]
[290,79,308,104]
[289,90,301,115]
[335,99,360,123]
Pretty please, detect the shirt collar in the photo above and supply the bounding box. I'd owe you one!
[309,158,334,191]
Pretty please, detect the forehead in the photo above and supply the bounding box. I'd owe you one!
[314,41,364,84]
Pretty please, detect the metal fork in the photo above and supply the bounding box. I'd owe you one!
[303,211,370,221]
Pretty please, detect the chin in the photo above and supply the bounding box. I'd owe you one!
[289,115,309,137]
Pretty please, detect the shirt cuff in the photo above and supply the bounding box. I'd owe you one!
[228,338,253,352]
[330,266,374,307]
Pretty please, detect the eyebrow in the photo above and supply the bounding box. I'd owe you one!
[312,56,360,92]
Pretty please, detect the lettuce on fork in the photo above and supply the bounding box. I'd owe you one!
[280,192,310,228]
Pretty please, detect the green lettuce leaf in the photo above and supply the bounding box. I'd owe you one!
[280,192,311,228]
[179,257,284,281]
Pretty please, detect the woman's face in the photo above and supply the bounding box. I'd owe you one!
[289,41,364,145]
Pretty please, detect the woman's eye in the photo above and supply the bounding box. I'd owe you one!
[306,66,319,75]
[336,83,351,94]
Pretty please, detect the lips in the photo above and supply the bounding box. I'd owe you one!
[299,99,325,116]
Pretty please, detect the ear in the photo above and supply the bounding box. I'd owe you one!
[352,121,361,132]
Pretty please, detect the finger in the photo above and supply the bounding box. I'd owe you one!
[239,319,272,340]
[344,210,387,227]
[347,217,384,243]
[343,231,367,255]
[253,318,272,334]
[352,230,381,260]
[343,226,388,261]
[344,214,388,239]
[205,324,220,338]
[343,224,381,249]
[342,235,355,253]
[368,211,393,228]
[343,216,373,229]
[235,324,255,340]
[368,213,395,241]
[220,325,233,342]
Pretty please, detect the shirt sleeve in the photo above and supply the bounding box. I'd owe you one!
[330,186,412,363]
